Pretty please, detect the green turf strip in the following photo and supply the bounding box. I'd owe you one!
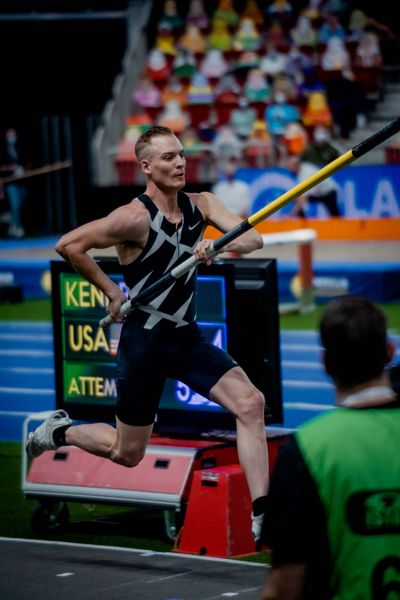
[0,298,399,332]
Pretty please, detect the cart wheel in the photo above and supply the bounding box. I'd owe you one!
[32,501,69,534]
[163,507,185,542]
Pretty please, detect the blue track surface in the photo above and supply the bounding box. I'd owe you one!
[2,320,398,441]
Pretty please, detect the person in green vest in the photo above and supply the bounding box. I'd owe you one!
[259,296,400,600]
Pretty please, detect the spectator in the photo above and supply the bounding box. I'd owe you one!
[347,8,368,42]
[242,0,264,27]
[173,48,197,80]
[200,49,229,80]
[259,42,287,79]
[214,73,242,105]
[325,68,366,139]
[259,296,399,600]
[155,23,177,57]
[271,72,298,102]
[185,0,209,31]
[264,92,301,137]
[284,46,314,85]
[291,125,340,217]
[289,14,317,48]
[157,100,190,134]
[233,17,262,52]
[158,0,183,32]
[354,31,383,69]
[206,18,233,52]
[243,68,271,103]
[161,76,188,109]
[298,66,326,98]
[320,36,351,72]
[132,77,161,110]
[229,96,258,140]
[187,71,214,105]
[211,159,252,217]
[213,0,239,29]
[180,126,203,155]
[244,119,272,168]
[0,128,28,238]
[211,125,243,172]
[282,122,308,158]
[235,50,261,78]
[302,90,333,128]
[264,91,301,164]
[317,13,346,44]
[179,23,207,55]
[146,49,171,83]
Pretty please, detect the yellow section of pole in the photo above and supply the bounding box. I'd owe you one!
[248,150,354,227]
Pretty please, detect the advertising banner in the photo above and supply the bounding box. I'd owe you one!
[237,165,400,219]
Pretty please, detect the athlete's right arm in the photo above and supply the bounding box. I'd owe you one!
[55,203,147,321]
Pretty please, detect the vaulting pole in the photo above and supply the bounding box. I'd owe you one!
[100,117,400,328]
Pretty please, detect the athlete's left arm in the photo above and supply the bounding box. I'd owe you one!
[192,191,263,262]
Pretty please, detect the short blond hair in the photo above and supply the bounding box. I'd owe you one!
[135,125,175,161]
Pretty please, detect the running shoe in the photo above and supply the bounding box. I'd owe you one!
[251,511,264,544]
[26,410,72,458]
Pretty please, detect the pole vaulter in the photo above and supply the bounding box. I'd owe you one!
[100,117,400,329]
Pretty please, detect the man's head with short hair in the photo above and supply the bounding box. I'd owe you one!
[319,296,392,389]
[135,125,175,162]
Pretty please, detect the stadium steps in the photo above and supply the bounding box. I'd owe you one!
[343,78,400,166]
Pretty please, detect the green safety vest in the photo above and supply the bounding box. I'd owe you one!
[296,407,400,600]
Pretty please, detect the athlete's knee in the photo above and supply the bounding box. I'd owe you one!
[237,387,265,423]
[110,445,146,468]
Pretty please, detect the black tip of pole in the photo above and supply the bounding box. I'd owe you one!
[352,117,400,159]
[213,220,252,252]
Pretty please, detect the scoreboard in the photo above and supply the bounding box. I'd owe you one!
[51,258,283,433]
[56,270,123,407]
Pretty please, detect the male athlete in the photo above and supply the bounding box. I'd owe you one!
[26,126,269,541]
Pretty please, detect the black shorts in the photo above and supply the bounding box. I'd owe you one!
[115,320,238,426]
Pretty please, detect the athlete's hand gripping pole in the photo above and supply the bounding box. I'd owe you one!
[99,117,400,329]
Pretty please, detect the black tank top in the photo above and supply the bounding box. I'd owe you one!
[121,191,205,329]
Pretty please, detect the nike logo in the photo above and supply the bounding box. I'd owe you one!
[188,220,202,231]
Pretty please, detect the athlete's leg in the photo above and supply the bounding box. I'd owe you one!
[209,366,269,502]
[67,319,165,467]
[175,326,269,503]
[27,322,168,466]
[65,418,153,468]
